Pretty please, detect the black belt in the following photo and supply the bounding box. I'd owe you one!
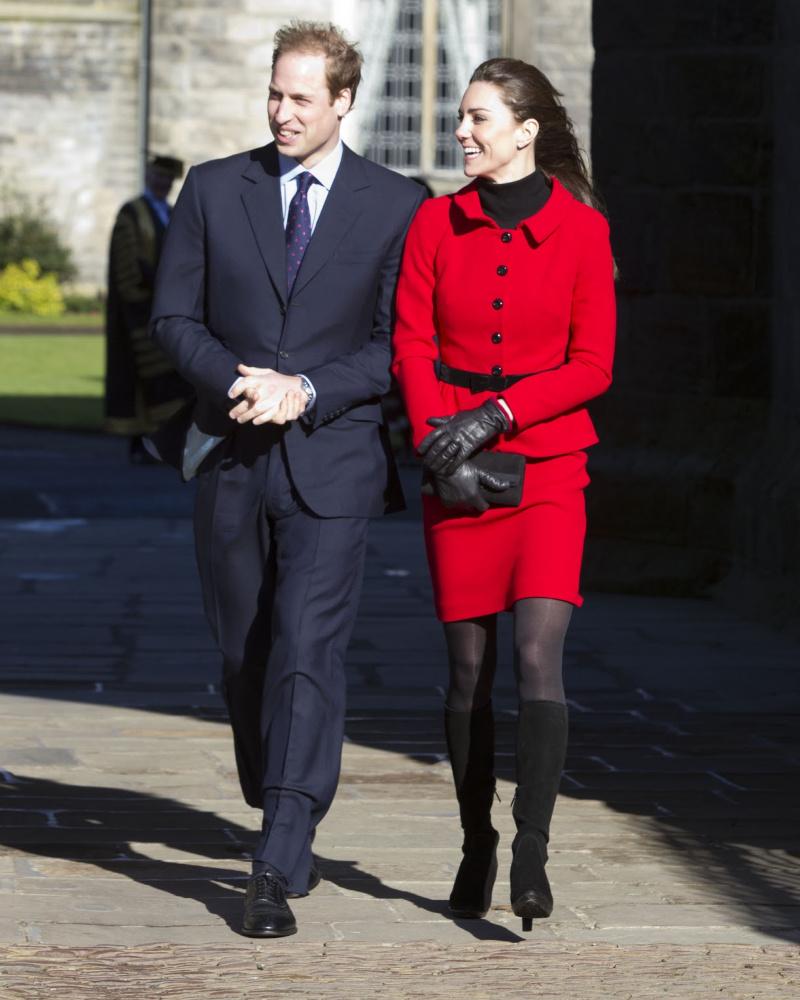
[436,361,560,393]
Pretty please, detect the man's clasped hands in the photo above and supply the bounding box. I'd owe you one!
[227,364,308,426]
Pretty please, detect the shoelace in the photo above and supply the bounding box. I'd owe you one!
[249,874,285,903]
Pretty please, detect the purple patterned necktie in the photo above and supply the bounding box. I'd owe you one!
[285,171,316,293]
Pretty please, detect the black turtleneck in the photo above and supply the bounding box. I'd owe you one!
[477,169,551,230]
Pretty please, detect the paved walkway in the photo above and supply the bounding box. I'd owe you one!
[0,428,798,998]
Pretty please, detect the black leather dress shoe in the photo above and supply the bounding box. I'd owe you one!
[286,863,322,899]
[241,872,297,937]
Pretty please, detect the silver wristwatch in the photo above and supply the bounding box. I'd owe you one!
[297,374,315,407]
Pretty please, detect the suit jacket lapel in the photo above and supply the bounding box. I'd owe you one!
[291,145,370,298]
[240,145,287,306]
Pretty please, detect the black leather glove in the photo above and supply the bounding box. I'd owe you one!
[429,458,511,514]
[418,400,510,476]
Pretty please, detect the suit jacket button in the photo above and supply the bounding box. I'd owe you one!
[279,350,289,359]
[492,298,503,310]
[491,365,503,376]
[501,231,513,243]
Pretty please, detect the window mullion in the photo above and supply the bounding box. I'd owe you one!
[419,0,439,175]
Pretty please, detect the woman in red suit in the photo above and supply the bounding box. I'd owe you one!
[392,58,615,931]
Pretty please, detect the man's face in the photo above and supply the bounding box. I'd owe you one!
[145,166,175,200]
[268,50,351,168]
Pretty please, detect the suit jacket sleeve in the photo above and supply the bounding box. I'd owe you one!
[391,200,450,449]
[149,166,242,412]
[301,187,426,429]
[500,213,616,429]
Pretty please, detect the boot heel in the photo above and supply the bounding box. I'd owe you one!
[509,701,568,929]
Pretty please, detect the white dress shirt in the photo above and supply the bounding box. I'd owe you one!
[278,140,343,232]
[229,141,345,411]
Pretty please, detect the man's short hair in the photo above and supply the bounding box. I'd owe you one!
[272,20,363,108]
[147,155,183,179]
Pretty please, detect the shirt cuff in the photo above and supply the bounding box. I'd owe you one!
[495,396,515,428]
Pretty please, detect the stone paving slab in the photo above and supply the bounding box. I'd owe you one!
[1,697,798,956]
[1,429,799,995]
[0,942,797,999]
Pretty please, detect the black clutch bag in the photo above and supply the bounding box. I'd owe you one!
[421,451,526,507]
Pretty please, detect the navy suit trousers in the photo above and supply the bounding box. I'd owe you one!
[194,434,368,893]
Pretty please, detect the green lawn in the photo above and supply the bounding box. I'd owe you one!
[0,333,104,430]
[0,312,103,329]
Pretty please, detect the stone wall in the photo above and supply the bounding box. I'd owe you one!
[0,0,340,288]
[148,0,334,172]
[506,0,593,163]
[585,1,798,615]
[0,1,142,287]
[1,1,594,287]
[721,0,800,626]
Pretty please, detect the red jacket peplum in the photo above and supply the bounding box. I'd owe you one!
[392,177,616,458]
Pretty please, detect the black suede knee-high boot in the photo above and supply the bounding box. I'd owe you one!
[510,700,568,931]
[444,703,499,918]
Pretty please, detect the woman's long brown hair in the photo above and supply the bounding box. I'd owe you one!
[470,58,604,213]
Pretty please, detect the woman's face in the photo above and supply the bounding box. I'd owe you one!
[455,81,537,182]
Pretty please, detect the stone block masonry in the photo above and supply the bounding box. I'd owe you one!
[0,0,336,289]
[0,3,141,287]
[1,1,598,288]
[507,0,593,159]
[584,0,794,616]
[148,0,333,172]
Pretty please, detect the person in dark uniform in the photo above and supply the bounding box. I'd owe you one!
[104,154,192,461]
[393,58,616,932]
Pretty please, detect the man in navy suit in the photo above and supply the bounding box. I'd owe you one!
[150,22,424,937]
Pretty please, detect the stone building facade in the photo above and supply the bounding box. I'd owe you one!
[0,0,592,286]
[2,1,794,617]
[1,1,142,286]
[586,0,798,622]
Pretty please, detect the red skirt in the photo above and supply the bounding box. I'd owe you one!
[423,451,590,622]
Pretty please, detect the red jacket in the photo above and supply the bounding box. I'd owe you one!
[392,177,616,458]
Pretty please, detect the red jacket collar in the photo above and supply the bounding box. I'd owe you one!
[451,175,573,243]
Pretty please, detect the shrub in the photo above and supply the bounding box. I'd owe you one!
[0,189,76,283]
[63,291,105,314]
[0,259,65,317]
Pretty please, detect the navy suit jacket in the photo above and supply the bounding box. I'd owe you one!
[150,142,424,517]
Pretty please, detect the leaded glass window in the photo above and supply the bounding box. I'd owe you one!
[359,0,505,175]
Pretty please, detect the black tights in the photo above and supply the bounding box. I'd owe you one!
[444,598,573,712]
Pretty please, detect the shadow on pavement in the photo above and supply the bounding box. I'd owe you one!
[1,427,799,944]
[349,707,800,945]
[0,773,520,942]
[2,698,798,944]
[321,858,523,942]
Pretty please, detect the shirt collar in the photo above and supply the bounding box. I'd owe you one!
[278,140,343,192]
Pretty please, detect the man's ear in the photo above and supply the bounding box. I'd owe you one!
[334,88,352,118]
